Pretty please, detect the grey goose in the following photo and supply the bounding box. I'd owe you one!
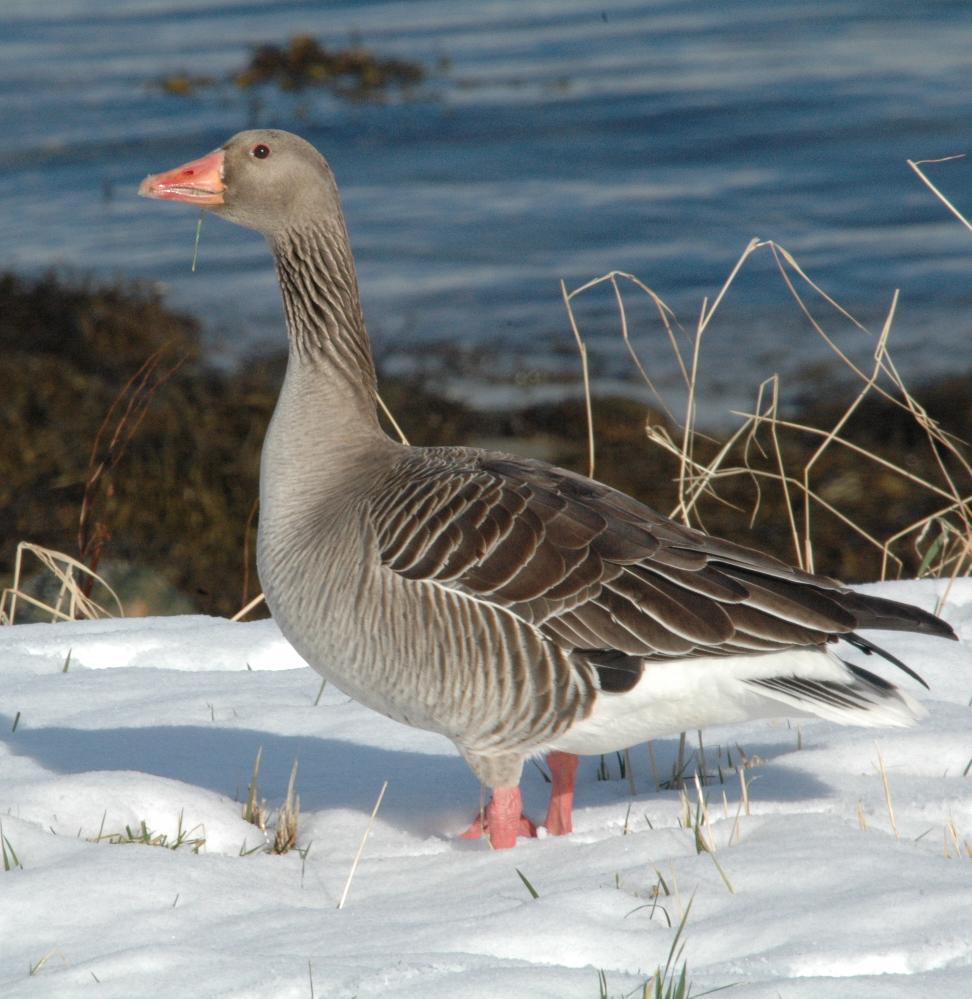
[139,129,956,849]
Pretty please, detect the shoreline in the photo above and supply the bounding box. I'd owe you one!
[3,270,970,621]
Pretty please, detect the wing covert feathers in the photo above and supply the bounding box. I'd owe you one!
[371,449,955,692]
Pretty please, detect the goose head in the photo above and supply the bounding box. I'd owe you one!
[138,128,343,236]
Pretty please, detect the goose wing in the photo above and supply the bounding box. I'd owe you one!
[370,449,953,689]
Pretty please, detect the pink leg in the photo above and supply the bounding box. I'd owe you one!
[461,786,537,848]
[543,751,579,836]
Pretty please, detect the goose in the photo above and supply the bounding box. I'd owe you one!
[139,129,956,849]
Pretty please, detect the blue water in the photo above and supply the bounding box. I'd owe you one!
[3,0,972,418]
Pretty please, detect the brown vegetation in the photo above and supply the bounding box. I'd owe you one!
[2,270,968,621]
[158,34,426,100]
[0,272,274,618]
[236,35,425,95]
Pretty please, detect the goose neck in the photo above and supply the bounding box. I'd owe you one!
[271,221,379,409]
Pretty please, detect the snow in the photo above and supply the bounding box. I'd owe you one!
[1,578,970,998]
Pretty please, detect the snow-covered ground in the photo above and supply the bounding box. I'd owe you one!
[1,578,970,998]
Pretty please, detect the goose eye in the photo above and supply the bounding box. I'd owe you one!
[252,144,271,160]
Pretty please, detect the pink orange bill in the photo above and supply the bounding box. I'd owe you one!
[138,149,226,205]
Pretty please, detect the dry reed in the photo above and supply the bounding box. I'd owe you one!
[560,238,972,592]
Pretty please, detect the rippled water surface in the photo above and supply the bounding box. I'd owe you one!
[4,0,972,414]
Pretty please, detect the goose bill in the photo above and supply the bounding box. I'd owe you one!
[138,149,226,205]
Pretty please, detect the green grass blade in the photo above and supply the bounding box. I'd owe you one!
[514,866,539,899]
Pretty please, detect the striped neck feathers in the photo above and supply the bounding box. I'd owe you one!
[270,221,378,402]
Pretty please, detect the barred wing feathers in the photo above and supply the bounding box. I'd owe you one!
[371,450,953,693]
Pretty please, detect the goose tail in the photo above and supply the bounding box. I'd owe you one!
[745,659,927,728]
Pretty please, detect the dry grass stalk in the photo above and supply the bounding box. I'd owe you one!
[738,766,750,818]
[1,542,123,625]
[240,497,260,612]
[240,749,302,854]
[623,748,637,797]
[231,592,266,622]
[944,820,972,860]
[693,771,713,849]
[728,793,746,848]
[560,278,596,477]
[646,740,661,788]
[337,780,389,909]
[242,747,269,832]
[696,730,708,783]
[78,346,187,591]
[907,155,972,234]
[673,731,687,788]
[875,745,899,840]
[4,341,186,625]
[562,238,972,583]
[375,388,410,446]
[272,759,301,854]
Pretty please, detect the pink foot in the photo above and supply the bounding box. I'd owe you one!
[461,786,537,849]
[543,751,579,836]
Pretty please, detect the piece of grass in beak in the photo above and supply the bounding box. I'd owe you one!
[191,210,205,272]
